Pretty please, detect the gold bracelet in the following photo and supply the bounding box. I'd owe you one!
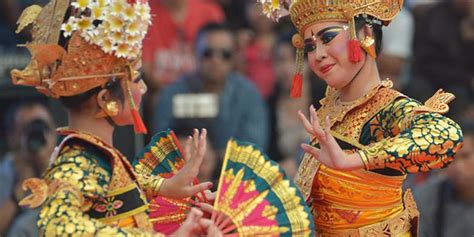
[357,150,370,170]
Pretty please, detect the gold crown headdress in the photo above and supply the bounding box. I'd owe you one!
[258,0,403,98]
[11,0,152,134]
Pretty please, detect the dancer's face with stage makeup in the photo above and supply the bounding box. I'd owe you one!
[304,22,365,89]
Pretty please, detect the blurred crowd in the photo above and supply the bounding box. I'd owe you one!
[0,0,473,236]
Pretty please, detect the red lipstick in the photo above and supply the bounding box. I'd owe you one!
[320,64,335,74]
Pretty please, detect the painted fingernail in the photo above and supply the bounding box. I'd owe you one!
[208,183,213,189]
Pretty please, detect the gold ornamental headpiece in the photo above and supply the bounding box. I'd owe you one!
[11,0,151,134]
[257,0,403,98]
[11,0,151,97]
[259,0,403,33]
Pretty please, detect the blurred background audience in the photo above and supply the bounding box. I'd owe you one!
[0,98,56,236]
[1,0,473,234]
[409,0,474,116]
[153,23,269,154]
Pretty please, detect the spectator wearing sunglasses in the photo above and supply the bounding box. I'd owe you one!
[142,0,225,91]
[153,23,269,155]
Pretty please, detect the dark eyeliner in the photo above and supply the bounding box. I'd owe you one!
[320,30,341,44]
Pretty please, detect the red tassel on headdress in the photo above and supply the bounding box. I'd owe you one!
[290,34,305,98]
[290,73,303,98]
[131,109,148,134]
[348,40,363,63]
[124,65,148,134]
[347,17,363,63]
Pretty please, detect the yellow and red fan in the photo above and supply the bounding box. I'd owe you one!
[211,140,315,236]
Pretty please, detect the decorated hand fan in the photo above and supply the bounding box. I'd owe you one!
[212,139,315,236]
[134,130,185,177]
[133,130,191,234]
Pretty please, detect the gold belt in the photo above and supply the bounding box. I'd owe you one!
[316,189,420,237]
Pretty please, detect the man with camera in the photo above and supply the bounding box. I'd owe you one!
[0,100,56,236]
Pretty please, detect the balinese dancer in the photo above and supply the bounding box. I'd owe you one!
[11,0,218,235]
[258,0,464,236]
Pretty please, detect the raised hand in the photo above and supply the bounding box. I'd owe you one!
[159,129,213,199]
[297,105,364,171]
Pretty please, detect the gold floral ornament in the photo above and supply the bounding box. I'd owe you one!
[93,197,124,218]
[64,0,151,60]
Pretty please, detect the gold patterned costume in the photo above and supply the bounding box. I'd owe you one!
[36,128,164,236]
[257,0,464,236]
[10,0,170,235]
[294,81,463,236]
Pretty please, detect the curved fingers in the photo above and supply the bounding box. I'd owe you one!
[310,106,326,142]
[186,181,213,198]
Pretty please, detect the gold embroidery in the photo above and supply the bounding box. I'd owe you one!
[318,80,395,128]
[295,81,402,202]
[361,111,463,172]
[294,151,320,201]
[400,89,455,131]
[295,82,414,234]
[330,84,403,144]
[314,190,418,237]
[54,128,151,230]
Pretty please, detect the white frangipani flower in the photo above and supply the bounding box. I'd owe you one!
[65,0,151,60]
[61,17,77,37]
[71,0,91,11]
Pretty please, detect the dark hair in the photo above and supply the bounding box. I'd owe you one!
[195,22,235,56]
[196,22,234,43]
[354,15,383,56]
[59,77,125,110]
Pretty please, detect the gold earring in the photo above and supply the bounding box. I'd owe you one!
[361,36,376,59]
[105,101,119,116]
[95,100,119,118]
